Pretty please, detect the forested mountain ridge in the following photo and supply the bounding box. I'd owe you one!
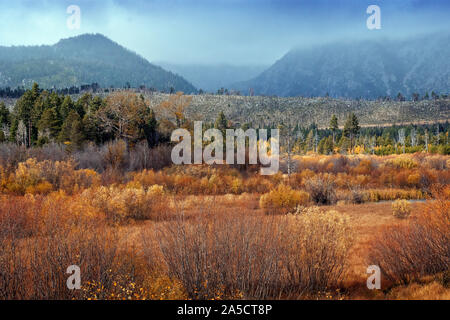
[233,33,450,99]
[0,34,197,93]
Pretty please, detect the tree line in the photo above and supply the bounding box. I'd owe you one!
[0,83,163,150]
[279,114,449,156]
[0,83,448,156]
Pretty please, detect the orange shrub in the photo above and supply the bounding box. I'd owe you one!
[407,173,421,187]
[243,176,274,194]
[353,159,374,175]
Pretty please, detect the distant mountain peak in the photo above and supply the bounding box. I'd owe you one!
[56,33,117,46]
[234,33,450,99]
[0,34,197,92]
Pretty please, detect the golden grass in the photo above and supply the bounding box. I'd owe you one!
[387,281,450,300]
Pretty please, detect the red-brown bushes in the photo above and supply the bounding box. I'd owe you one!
[0,196,40,239]
[147,208,353,299]
[0,194,123,299]
[305,174,337,205]
[368,186,450,284]
[151,213,284,299]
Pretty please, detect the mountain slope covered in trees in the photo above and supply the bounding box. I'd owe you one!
[234,33,450,99]
[0,34,197,93]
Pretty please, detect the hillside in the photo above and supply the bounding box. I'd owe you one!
[144,93,450,128]
[2,88,447,128]
[233,33,450,99]
[0,34,197,93]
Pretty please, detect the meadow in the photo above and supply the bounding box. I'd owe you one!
[0,143,448,300]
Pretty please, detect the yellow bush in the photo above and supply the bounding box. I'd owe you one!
[392,199,412,219]
[300,169,315,182]
[8,158,100,195]
[25,181,53,195]
[369,189,424,202]
[386,157,418,169]
[132,169,159,188]
[15,158,42,187]
[260,184,310,214]
[148,184,165,197]
[230,178,242,194]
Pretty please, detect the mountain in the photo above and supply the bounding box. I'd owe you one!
[233,33,450,99]
[157,63,267,93]
[0,34,197,93]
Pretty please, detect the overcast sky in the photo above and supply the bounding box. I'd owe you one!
[0,0,449,65]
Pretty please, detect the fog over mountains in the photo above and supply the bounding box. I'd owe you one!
[0,34,197,93]
[157,63,267,93]
[232,33,450,99]
[0,33,448,100]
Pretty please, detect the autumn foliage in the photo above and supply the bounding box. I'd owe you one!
[0,152,448,300]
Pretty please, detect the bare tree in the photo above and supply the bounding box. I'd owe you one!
[436,124,440,145]
[370,136,376,154]
[156,92,192,127]
[1,124,10,141]
[16,120,27,146]
[278,111,299,179]
[398,128,406,154]
[97,91,149,143]
[410,128,416,147]
[314,130,319,153]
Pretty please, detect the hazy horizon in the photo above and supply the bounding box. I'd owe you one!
[0,0,449,66]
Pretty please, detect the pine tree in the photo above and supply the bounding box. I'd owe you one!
[82,112,105,144]
[0,102,10,127]
[58,110,81,143]
[214,111,228,134]
[69,119,85,148]
[38,107,61,140]
[329,115,338,145]
[306,130,314,152]
[343,113,360,152]
[15,89,37,146]
[338,136,351,154]
[30,82,39,97]
[143,109,158,148]
[324,136,334,154]
[60,96,75,120]
[90,96,104,113]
